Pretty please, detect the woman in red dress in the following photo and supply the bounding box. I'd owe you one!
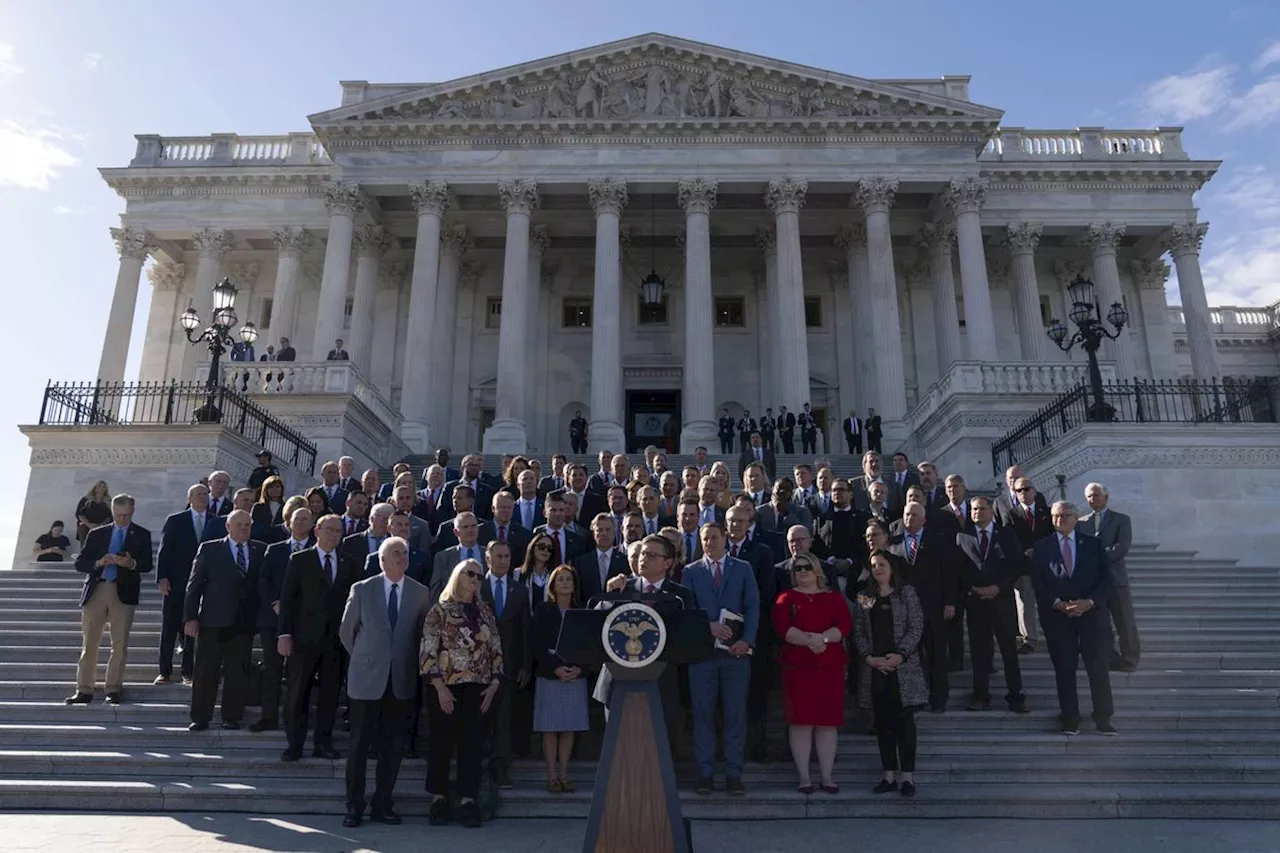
[773,551,853,794]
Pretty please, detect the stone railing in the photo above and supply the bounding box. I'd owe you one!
[907,360,1118,429]
[130,133,331,167]
[981,127,1186,161]
[209,361,400,429]
[1167,304,1279,333]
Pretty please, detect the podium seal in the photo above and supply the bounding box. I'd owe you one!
[602,602,666,669]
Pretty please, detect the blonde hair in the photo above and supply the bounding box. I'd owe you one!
[790,551,828,590]
[439,559,484,603]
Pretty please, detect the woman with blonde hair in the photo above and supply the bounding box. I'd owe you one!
[74,480,112,545]
[420,559,504,828]
[530,564,588,792]
[251,475,287,528]
[709,462,733,510]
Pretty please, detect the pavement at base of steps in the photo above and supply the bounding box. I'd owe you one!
[3,814,1280,852]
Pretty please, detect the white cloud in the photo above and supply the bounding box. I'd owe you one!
[1224,76,1280,130]
[52,205,85,215]
[0,122,79,190]
[0,43,22,78]
[1140,66,1233,122]
[83,52,102,70]
[1202,228,1280,305]
[1254,41,1280,72]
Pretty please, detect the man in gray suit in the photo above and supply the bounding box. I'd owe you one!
[430,511,486,592]
[339,536,430,828]
[1080,483,1138,672]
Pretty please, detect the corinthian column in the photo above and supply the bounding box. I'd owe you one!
[430,225,471,442]
[854,178,907,428]
[97,227,156,383]
[484,179,541,453]
[918,222,962,374]
[268,227,310,346]
[835,223,873,415]
[348,224,389,373]
[1161,222,1222,380]
[399,181,451,449]
[1082,222,1135,378]
[678,178,719,451]
[587,179,628,452]
[526,226,550,434]
[1005,223,1048,361]
[756,227,779,410]
[765,179,811,413]
[311,182,364,361]
[1131,258,1177,379]
[944,178,998,361]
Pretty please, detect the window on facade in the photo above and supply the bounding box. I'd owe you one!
[562,297,592,328]
[638,293,669,325]
[1039,294,1052,326]
[486,298,502,330]
[343,298,353,329]
[804,296,822,328]
[260,298,273,329]
[714,297,745,327]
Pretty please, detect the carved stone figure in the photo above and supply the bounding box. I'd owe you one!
[702,68,727,117]
[576,67,608,118]
[542,74,575,119]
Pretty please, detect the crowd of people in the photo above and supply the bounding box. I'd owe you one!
[61,440,1137,828]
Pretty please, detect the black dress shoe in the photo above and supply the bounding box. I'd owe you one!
[370,807,402,825]
[64,692,92,706]
[1061,722,1080,736]
[313,744,340,760]
[427,797,450,826]
[929,705,946,714]
[342,809,362,828]
[188,722,209,732]
[404,742,419,758]
[965,698,990,712]
[695,777,713,795]
[726,777,746,796]
[493,764,513,790]
[1009,697,1031,714]
[900,781,916,798]
[247,719,277,733]
[872,779,898,794]
[104,693,122,706]
[1017,642,1034,655]
[1096,720,1118,736]
[280,748,302,762]
[1109,660,1136,673]
[220,721,240,730]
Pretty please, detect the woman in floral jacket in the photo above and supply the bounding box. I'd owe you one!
[420,559,504,828]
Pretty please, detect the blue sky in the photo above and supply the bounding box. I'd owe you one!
[1,0,1278,564]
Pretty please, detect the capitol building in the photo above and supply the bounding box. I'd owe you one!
[17,33,1280,564]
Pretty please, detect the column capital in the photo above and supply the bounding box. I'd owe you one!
[1004,223,1043,256]
[1081,222,1126,256]
[1161,221,1209,258]
[322,181,366,216]
[765,178,808,214]
[826,259,848,287]
[229,261,261,286]
[985,255,1011,285]
[853,178,899,215]
[500,179,542,215]
[441,224,473,257]
[1052,258,1089,289]
[917,221,955,257]
[109,226,156,262]
[586,179,626,215]
[353,223,391,259]
[902,256,931,286]
[530,224,551,257]
[272,226,312,259]
[191,227,232,261]
[146,261,185,291]
[755,225,777,255]
[834,223,868,252]
[379,260,410,291]
[943,177,988,215]
[1130,257,1172,290]
[408,181,453,216]
[678,178,718,214]
[459,261,482,290]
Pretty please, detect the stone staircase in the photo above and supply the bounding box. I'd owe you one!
[2,544,1278,818]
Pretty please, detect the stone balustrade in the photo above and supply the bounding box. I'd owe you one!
[907,360,1118,430]
[1167,304,1279,333]
[130,133,330,167]
[208,361,401,430]
[982,126,1185,161]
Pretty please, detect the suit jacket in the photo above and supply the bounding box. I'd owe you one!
[317,486,348,516]
[675,529,704,569]
[566,490,607,527]
[682,555,761,647]
[250,502,285,529]
[511,496,545,532]
[206,495,234,517]
[695,504,727,527]
[888,469,921,494]
[183,537,264,632]
[277,547,360,647]
[258,537,314,628]
[441,479,495,520]
[997,492,1053,557]
[326,348,349,360]
[939,501,977,537]
[586,471,615,496]
[1030,532,1111,612]
[530,524,588,563]
[816,508,871,567]
[476,519,533,565]
[339,574,430,701]
[889,525,960,612]
[956,526,1025,595]
[430,543,487,589]
[157,508,210,588]
[866,415,883,439]
[75,522,153,607]
[851,476,903,517]
[479,573,531,680]
[276,346,297,362]
[843,417,862,438]
[756,502,814,535]
[202,514,272,544]
[531,600,583,676]
[572,548,631,604]
[777,412,796,436]
[1079,509,1132,586]
[725,538,778,630]
[362,547,430,585]
[747,526,786,565]
[341,529,387,570]
[738,447,777,482]
[537,475,565,497]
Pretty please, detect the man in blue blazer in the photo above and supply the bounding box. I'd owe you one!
[1030,500,1115,736]
[682,521,759,797]
[155,483,212,685]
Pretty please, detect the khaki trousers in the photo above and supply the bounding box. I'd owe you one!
[77,582,137,693]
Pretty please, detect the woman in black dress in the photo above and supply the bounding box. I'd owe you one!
[74,481,111,545]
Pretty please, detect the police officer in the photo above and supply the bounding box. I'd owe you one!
[569,410,589,454]
[247,450,280,494]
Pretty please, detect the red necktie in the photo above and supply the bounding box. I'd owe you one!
[646,583,656,594]
[907,536,918,564]
[730,543,739,558]
[979,530,989,560]
[712,560,723,591]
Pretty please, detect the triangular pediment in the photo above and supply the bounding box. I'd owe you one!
[309,33,1002,130]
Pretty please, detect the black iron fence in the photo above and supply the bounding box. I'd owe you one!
[39,380,317,475]
[991,377,1279,476]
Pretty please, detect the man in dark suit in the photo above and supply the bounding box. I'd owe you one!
[539,454,568,495]
[696,480,726,528]
[636,486,675,536]
[851,452,902,517]
[277,513,360,761]
[430,512,487,590]
[326,338,349,360]
[155,483,211,685]
[317,460,349,515]
[183,510,264,730]
[477,492,532,566]
[957,497,1029,713]
[564,464,607,527]
[69,494,153,706]
[940,474,976,535]
[390,487,432,554]
[675,500,705,572]
[758,408,777,453]
[843,410,863,455]
[890,503,959,712]
[736,411,757,453]
[569,408,589,453]
[717,409,735,454]
[203,489,268,542]
[586,450,615,495]
[480,539,530,788]
[1031,500,1115,736]
[276,336,297,361]
[342,503,391,570]
[776,405,796,455]
[1080,483,1138,673]
[372,512,430,584]
[441,455,495,521]
[737,432,775,482]
[250,507,315,732]
[207,470,233,517]
[531,492,587,565]
[889,453,920,494]
[865,408,883,454]
[815,478,870,593]
[432,449,460,486]
[798,403,818,455]
[776,524,842,593]
[573,515,630,603]
[511,470,544,532]
[914,462,946,513]
[998,470,1053,653]
[725,503,779,762]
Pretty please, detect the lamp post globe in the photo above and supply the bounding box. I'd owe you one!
[179,276,244,424]
[1046,272,1119,424]
[239,321,259,345]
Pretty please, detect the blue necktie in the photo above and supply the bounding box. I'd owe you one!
[236,544,247,574]
[388,583,399,630]
[494,578,505,618]
[104,527,124,582]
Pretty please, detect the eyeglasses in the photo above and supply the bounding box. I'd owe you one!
[534,544,552,551]
[793,565,815,573]
[462,569,482,580]
[1014,486,1034,493]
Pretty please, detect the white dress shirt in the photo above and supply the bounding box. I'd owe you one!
[382,574,401,612]
[316,547,338,581]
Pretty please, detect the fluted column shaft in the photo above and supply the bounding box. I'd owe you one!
[836,224,873,415]
[587,180,628,451]
[855,178,907,424]
[526,226,549,436]
[399,182,450,447]
[1005,224,1049,362]
[765,179,811,413]
[946,178,998,361]
[1132,259,1177,380]
[348,224,388,373]
[679,179,719,450]
[187,228,231,379]
[97,227,155,383]
[920,222,962,374]
[311,182,363,361]
[268,228,309,346]
[757,228,779,410]
[430,227,469,439]
[1163,222,1222,380]
[1084,222,1135,379]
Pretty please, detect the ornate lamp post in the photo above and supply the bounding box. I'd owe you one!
[179,276,258,422]
[1046,273,1129,422]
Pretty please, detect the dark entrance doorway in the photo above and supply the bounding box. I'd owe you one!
[626,391,681,454]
